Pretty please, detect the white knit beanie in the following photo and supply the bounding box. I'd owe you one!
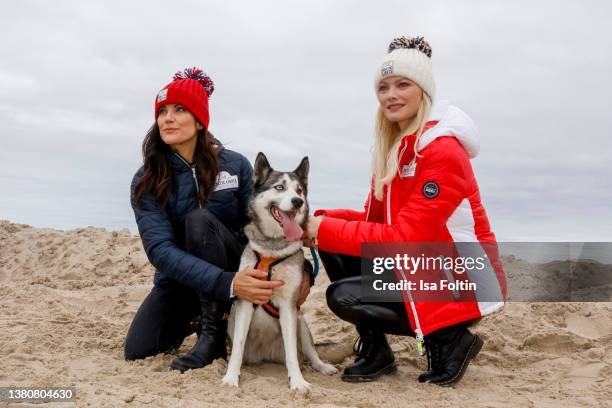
[374,36,435,100]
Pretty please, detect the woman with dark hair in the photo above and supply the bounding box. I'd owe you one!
[124,67,312,372]
[304,37,505,386]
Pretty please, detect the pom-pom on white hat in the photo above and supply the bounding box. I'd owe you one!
[374,36,435,100]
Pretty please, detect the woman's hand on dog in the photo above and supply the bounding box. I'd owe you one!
[233,269,284,304]
[302,215,324,248]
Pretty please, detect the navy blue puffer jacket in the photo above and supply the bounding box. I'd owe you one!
[130,146,253,301]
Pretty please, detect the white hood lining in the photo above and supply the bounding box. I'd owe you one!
[417,100,480,159]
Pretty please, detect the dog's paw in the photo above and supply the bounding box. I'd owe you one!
[221,373,240,387]
[313,362,338,375]
[289,376,311,392]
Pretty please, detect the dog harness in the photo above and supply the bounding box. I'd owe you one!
[253,252,283,319]
[253,250,305,319]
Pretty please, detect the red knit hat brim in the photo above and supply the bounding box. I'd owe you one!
[154,78,210,129]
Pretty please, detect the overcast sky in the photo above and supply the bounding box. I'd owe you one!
[1,0,611,241]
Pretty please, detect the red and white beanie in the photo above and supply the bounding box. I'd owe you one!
[154,67,215,129]
[374,36,435,100]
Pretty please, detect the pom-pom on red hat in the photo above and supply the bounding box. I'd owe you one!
[154,67,214,129]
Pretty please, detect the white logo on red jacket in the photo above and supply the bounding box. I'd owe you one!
[400,161,417,178]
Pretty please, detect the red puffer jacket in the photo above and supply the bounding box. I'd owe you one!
[315,100,506,342]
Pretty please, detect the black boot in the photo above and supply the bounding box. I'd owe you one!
[417,341,440,383]
[163,317,202,355]
[190,317,202,339]
[419,325,483,387]
[341,327,397,382]
[170,297,228,373]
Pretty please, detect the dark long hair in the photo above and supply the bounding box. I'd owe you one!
[134,122,219,208]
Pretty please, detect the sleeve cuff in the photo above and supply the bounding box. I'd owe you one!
[229,279,236,299]
[317,216,345,253]
[213,271,235,302]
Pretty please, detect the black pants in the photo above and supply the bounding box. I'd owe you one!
[124,208,243,361]
[320,250,415,336]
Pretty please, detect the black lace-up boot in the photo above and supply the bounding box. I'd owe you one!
[420,325,483,387]
[418,341,440,383]
[170,297,228,373]
[341,327,397,382]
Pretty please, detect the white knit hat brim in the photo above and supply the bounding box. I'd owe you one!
[374,48,435,99]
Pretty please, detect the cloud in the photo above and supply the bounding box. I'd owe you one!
[1,0,610,240]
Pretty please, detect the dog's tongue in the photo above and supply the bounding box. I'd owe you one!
[278,211,303,242]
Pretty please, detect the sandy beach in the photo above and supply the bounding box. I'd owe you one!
[1,219,611,407]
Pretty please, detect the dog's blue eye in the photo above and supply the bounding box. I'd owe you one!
[274,185,284,191]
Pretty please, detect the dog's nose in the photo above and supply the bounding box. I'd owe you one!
[291,197,304,209]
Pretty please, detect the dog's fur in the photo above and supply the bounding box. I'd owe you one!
[222,153,337,391]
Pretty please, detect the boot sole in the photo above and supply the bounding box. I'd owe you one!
[436,335,484,387]
[170,352,227,374]
[170,360,189,373]
[341,362,398,383]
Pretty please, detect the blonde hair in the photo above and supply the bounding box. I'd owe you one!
[372,92,432,200]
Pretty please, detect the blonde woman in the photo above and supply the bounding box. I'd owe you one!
[305,36,505,385]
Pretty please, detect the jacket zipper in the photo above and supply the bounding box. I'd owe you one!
[388,139,425,355]
[386,184,392,225]
[387,141,410,224]
[174,153,203,209]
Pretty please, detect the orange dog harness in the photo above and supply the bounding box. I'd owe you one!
[254,252,283,319]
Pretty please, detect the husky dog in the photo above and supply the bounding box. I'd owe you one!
[222,153,337,391]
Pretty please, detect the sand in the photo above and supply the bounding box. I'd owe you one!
[1,219,611,407]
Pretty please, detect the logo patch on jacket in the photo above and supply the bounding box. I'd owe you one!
[400,160,417,178]
[381,61,393,76]
[214,171,239,192]
[422,181,439,199]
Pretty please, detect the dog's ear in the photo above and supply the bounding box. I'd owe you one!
[293,156,309,181]
[253,152,273,186]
